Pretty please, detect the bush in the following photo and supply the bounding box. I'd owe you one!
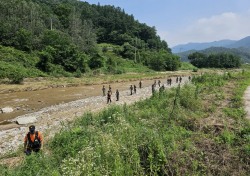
[74,68,82,78]
[193,68,198,72]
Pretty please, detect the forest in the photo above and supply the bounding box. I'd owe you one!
[0,0,180,82]
[188,52,242,68]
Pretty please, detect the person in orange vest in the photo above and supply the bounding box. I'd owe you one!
[24,125,43,155]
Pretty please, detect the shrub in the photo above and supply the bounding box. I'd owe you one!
[193,68,198,72]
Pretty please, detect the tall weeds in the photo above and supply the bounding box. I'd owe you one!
[1,71,250,175]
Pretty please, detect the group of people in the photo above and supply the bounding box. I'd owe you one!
[151,80,165,94]
[103,76,193,102]
[102,80,144,104]
[150,75,192,95]
[130,85,137,95]
[23,75,193,156]
[102,85,120,103]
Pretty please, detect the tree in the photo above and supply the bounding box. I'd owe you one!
[37,46,55,72]
[14,28,33,52]
[89,54,104,69]
[148,50,180,71]
[188,52,241,68]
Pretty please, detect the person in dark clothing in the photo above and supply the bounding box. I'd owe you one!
[179,76,182,83]
[116,89,119,101]
[159,85,165,93]
[158,80,161,87]
[152,84,155,94]
[133,85,137,94]
[139,80,142,89]
[108,85,112,95]
[176,77,179,83]
[107,90,112,104]
[130,85,133,95]
[154,80,157,87]
[102,85,106,96]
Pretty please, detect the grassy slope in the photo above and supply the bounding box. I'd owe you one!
[0,44,154,83]
[0,45,46,79]
[1,69,249,175]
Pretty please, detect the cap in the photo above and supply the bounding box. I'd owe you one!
[29,125,35,133]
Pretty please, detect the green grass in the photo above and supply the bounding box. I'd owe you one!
[1,70,250,175]
[179,62,197,70]
[0,45,46,83]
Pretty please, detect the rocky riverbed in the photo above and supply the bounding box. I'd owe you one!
[0,77,189,156]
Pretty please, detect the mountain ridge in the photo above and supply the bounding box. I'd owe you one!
[172,36,250,53]
[176,46,250,63]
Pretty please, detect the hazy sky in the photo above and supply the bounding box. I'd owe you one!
[84,0,250,47]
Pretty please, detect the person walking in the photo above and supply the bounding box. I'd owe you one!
[24,125,43,155]
[139,80,142,89]
[158,80,161,87]
[152,84,155,94]
[116,89,119,101]
[130,85,133,95]
[159,84,165,93]
[102,85,106,96]
[133,85,137,94]
[107,90,112,104]
[108,85,112,95]
[154,80,157,87]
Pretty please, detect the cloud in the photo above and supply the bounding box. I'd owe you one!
[164,11,250,47]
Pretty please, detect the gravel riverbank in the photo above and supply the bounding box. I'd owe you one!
[0,78,189,156]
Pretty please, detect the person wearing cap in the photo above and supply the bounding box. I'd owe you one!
[24,125,43,155]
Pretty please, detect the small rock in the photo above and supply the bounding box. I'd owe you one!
[1,107,14,113]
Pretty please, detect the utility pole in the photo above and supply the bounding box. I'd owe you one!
[134,37,137,63]
[50,18,53,30]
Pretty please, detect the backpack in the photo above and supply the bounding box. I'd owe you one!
[27,131,41,148]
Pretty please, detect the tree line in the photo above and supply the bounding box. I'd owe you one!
[188,52,241,68]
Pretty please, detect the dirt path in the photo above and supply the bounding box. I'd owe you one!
[244,86,250,120]
[0,77,190,156]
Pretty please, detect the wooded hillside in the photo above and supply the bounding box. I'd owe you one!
[0,0,180,82]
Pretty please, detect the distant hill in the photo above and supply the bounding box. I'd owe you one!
[175,47,250,63]
[172,40,235,53]
[172,36,250,53]
[227,36,250,48]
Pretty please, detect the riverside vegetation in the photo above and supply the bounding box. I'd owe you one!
[0,70,249,175]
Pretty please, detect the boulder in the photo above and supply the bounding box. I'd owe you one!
[1,107,14,113]
[15,116,37,125]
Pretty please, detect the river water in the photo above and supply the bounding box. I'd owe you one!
[0,78,169,124]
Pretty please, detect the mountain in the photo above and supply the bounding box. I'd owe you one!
[172,36,250,53]
[172,40,235,53]
[227,36,250,48]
